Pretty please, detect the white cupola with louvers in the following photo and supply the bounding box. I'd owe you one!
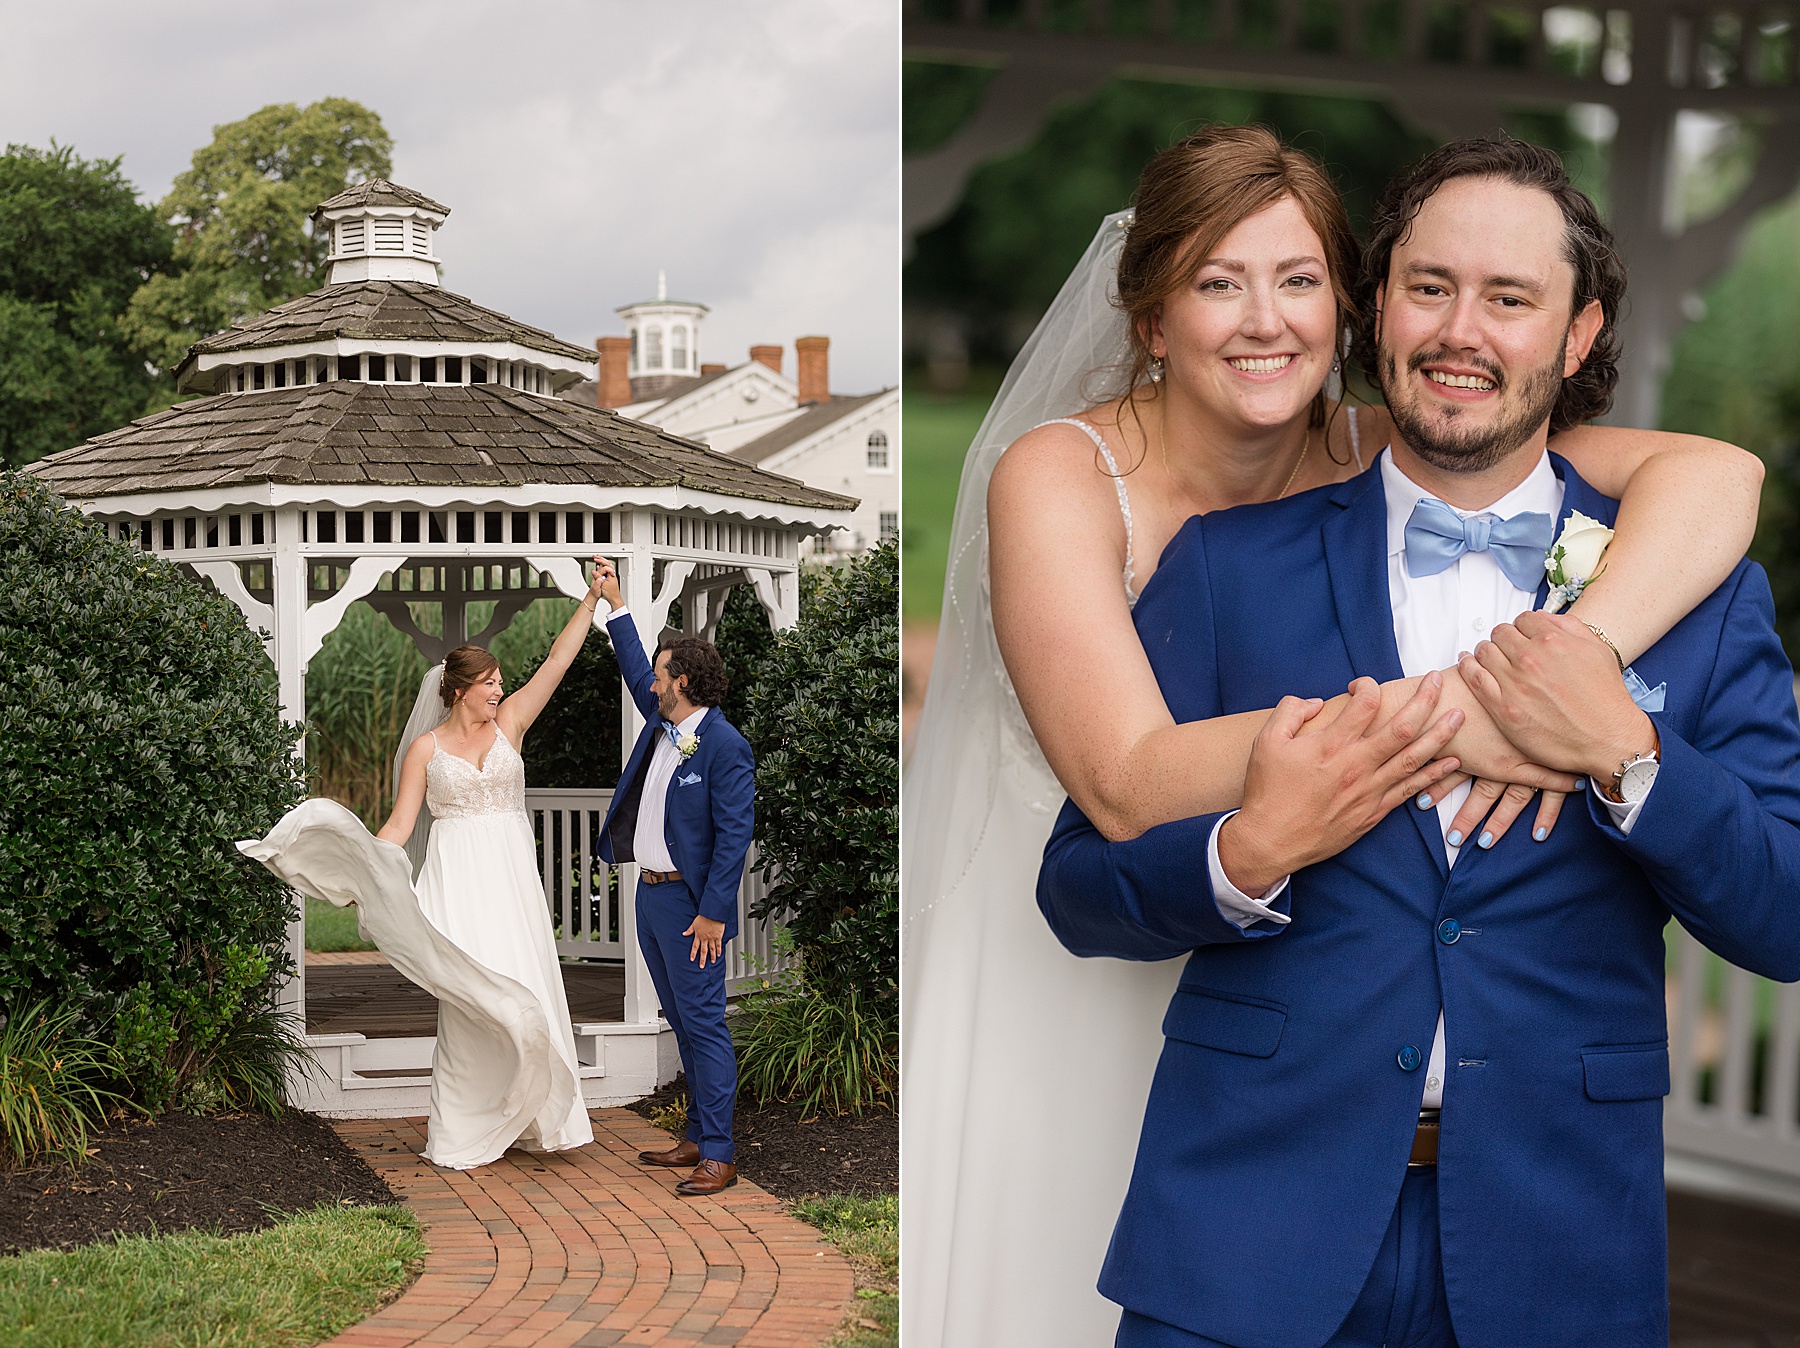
[313,179,450,285]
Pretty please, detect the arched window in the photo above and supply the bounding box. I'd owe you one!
[866,430,890,471]
[672,325,688,371]
[645,325,664,370]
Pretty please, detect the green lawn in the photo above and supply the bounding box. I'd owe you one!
[792,1193,897,1348]
[0,1204,425,1347]
[903,388,995,621]
[305,896,376,953]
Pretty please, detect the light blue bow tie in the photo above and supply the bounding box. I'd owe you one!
[662,721,684,748]
[1403,497,1553,593]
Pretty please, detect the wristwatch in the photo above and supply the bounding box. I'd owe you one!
[1606,749,1659,805]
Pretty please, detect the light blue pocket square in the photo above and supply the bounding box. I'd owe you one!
[1623,666,1666,713]
[677,772,702,786]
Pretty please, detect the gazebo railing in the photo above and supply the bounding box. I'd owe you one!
[525,787,793,993]
[1665,923,1800,1201]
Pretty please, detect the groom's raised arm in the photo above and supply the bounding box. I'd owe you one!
[603,607,662,723]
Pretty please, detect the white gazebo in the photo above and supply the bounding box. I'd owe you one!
[30,179,858,1115]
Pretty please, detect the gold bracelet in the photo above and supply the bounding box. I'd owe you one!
[1577,618,1626,674]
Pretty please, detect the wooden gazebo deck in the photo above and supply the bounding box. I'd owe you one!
[305,953,624,1038]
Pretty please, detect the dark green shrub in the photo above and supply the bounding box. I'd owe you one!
[518,636,624,789]
[738,544,898,1008]
[0,471,307,1112]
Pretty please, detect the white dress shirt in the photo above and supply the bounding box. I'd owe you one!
[1207,447,1646,1110]
[602,604,705,874]
[633,704,707,873]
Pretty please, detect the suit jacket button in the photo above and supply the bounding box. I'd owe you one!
[1398,1045,1422,1072]
[1437,918,1462,945]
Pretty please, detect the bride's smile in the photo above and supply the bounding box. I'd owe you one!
[1149,194,1338,437]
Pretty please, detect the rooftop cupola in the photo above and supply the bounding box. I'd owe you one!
[615,270,709,399]
[313,180,450,286]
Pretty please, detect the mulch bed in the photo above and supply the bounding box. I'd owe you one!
[625,1077,897,1203]
[1,1110,398,1257]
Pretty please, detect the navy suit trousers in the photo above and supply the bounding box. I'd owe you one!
[637,877,736,1162]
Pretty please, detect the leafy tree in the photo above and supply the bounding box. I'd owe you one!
[0,144,173,467]
[124,99,392,375]
[738,545,898,1007]
[0,470,309,1112]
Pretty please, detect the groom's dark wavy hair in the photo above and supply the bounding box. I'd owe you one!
[656,636,729,708]
[1352,136,1626,434]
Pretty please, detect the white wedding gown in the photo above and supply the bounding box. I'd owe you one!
[239,725,592,1169]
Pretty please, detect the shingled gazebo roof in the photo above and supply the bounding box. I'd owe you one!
[311,179,450,218]
[32,382,856,511]
[178,281,596,379]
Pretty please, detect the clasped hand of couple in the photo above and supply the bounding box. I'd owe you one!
[1219,609,1658,896]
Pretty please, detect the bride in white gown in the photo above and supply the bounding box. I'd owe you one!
[901,125,1764,1346]
[243,561,613,1168]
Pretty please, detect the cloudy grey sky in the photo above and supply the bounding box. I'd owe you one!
[0,0,898,392]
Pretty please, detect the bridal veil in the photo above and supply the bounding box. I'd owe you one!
[901,211,1187,1347]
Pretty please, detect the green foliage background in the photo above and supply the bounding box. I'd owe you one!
[739,546,899,1005]
[0,144,172,468]
[0,472,308,1110]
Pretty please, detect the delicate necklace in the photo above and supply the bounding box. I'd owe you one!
[1160,412,1314,506]
[1276,426,1312,500]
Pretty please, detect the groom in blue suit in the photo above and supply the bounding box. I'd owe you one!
[1039,141,1800,1346]
[592,559,755,1196]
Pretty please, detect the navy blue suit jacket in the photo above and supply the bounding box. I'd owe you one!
[597,612,755,940]
[1038,456,1800,1348]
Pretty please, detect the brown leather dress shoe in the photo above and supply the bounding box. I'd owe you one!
[675,1159,738,1196]
[638,1139,701,1168]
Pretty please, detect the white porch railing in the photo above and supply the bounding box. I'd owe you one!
[1665,924,1800,1207]
[524,786,794,993]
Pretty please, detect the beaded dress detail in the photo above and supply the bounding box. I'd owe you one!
[426,728,527,819]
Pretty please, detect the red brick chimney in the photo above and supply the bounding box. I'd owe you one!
[595,336,631,408]
[749,344,782,374]
[795,335,829,405]
[700,362,726,376]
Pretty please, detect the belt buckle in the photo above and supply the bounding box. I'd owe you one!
[1408,1108,1440,1169]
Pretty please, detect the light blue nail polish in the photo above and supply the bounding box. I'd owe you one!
[1417,793,1433,809]
[1534,827,1548,842]
[1478,831,1494,849]
[1573,778,1587,791]
[1446,829,1462,846]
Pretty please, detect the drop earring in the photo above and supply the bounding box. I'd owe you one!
[1148,355,1165,383]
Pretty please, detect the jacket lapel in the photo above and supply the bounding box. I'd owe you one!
[1321,465,1449,879]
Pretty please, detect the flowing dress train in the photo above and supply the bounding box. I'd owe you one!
[239,725,592,1169]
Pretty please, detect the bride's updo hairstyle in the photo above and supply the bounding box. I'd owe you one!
[440,645,501,709]
[1117,124,1360,429]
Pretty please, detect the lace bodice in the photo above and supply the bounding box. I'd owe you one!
[425,726,527,819]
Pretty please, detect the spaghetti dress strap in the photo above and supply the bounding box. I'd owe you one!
[1039,417,1139,604]
[1348,405,1365,472]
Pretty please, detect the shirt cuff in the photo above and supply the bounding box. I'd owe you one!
[1589,776,1648,836]
[1207,811,1293,930]
[602,605,631,626]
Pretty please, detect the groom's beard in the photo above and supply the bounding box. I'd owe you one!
[1379,340,1564,475]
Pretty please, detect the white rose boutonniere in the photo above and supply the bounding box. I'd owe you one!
[1542,510,1614,613]
[676,732,700,760]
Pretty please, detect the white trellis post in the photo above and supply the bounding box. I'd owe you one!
[272,503,308,1021]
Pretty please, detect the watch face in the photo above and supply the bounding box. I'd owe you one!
[1620,758,1659,804]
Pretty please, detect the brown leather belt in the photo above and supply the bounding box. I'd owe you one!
[640,868,683,885]
[1408,1110,1440,1168]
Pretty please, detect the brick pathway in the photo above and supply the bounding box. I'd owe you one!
[326,1110,856,1347]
